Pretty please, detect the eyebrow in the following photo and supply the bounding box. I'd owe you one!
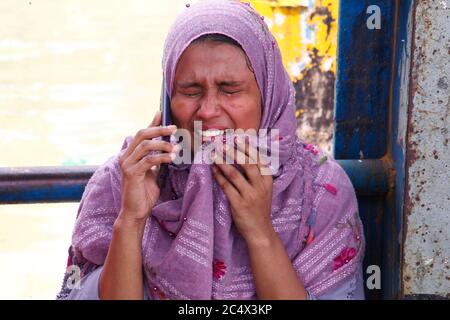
[219,81,244,87]
[176,81,202,89]
[176,80,245,89]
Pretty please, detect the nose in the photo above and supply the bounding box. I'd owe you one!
[196,92,221,120]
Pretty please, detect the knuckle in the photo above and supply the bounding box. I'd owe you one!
[163,141,173,151]
[136,128,146,139]
[162,126,174,137]
[145,155,154,163]
[218,180,228,189]
[228,168,238,180]
[140,139,152,150]
[119,158,128,171]
[122,166,133,178]
[141,141,156,154]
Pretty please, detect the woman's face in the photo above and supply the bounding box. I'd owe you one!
[171,40,262,147]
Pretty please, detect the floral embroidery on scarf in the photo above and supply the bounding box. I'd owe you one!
[333,247,357,271]
[66,253,72,268]
[151,286,166,300]
[306,227,315,245]
[336,212,362,243]
[324,183,337,195]
[213,259,227,280]
[304,208,317,246]
[304,143,319,156]
[333,212,363,271]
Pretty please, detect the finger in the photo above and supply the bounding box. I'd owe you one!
[233,139,273,192]
[214,149,252,195]
[123,125,177,160]
[133,152,175,176]
[128,140,178,165]
[232,144,262,186]
[234,135,272,179]
[232,138,263,185]
[234,134,258,164]
[211,141,232,165]
[211,165,241,202]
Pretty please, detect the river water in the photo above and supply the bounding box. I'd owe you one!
[0,0,186,299]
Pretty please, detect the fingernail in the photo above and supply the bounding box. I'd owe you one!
[172,144,181,153]
[170,153,176,161]
[168,125,177,132]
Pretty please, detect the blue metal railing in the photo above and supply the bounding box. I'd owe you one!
[0,160,389,204]
[335,0,414,299]
[0,166,97,204]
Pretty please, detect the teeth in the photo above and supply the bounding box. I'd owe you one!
[201,129,225,137]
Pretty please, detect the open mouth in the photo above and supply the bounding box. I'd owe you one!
[195,129,234,143]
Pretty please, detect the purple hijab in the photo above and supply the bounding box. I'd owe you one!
[66,0,364,299]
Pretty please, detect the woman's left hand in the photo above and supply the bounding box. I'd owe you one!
[211,137,274,243]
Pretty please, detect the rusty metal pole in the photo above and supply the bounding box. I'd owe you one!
[401,0,450,299]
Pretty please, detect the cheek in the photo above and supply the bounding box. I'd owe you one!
[170,99,194,127]
[227,98,262,130]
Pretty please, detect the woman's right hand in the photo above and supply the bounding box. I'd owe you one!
[118,111,177,224]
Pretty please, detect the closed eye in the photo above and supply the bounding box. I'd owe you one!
[219,81,244,96]
[183,92,201,97]
[176,82,202,97]
[221,88,241,96]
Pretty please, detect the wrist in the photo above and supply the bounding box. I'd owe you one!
[243,225,279,249]
[114,211,148,235]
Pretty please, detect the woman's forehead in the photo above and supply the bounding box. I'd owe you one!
[174,42,252,80]
[174,69,250,86]
[181,41,248,64]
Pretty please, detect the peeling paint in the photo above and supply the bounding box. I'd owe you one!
[250,0,338,153]
[403,0,450,298]
[396,10,413,152]
[293,48,335,153]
